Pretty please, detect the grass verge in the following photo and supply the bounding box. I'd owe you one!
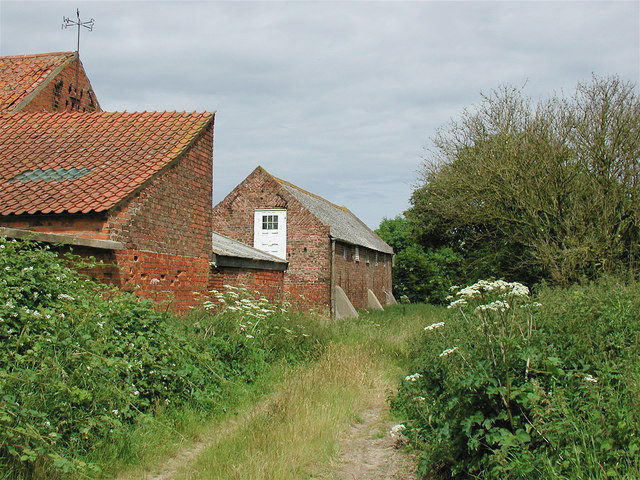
[168,304,439,480]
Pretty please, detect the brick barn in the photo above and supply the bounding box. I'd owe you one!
[212,166,395,317]
[1,51,394,316]
[0,52,215,311]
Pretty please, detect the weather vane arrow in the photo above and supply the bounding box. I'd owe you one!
[62,9,95,54]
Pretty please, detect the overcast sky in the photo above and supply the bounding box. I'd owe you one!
[1,0,638,229]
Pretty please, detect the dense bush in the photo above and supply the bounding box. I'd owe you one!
[376,216,462,304]
[0,238,329,479]
[392,279,640,479]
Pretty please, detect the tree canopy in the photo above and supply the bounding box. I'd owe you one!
[407,76,640,285]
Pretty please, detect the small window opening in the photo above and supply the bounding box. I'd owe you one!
[354,246,360,262]
[262,215,278,230]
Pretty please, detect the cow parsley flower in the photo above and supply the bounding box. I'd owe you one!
[447,298,468,309]
[404,373,422,382]
[424,322,445,331]
[439,347,459,357]
[475,300,510,313]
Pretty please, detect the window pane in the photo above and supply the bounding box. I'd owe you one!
[262,215,278,230]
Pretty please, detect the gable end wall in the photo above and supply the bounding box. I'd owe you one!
[213,168,331,311]
[17,56,100,113]
[105,120,214,311]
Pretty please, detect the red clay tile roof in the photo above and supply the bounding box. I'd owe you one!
[0,111,214,215]
[0,52,76,112]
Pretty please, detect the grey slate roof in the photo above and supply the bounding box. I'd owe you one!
[273,176,394,255]
[212,232,288,264]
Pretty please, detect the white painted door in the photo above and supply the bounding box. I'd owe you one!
[253,209,287,259]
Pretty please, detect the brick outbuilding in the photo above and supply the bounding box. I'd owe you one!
[0,110,215,311]
[0,51,218,311]
[212,166,395,316]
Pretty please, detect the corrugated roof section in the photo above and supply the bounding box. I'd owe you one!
[212,232,287,263]
[0,52,75,112]
[0,111,214,216]
[269,172,393,255]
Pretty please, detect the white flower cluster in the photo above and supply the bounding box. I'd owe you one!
[204,285,277,320]
[424,322,445,331]
[584,374,598,383]
[455,280,530,301]
[404,373,422,382]
[474,300,510,314]
[447,298,468,309]
[439,347,459,357]
[390,424,406,438]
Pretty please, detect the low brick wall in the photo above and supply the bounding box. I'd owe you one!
[209,266,286,304]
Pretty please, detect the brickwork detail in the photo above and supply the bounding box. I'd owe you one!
[19,56,100,113]
[113,249,210,311]
[107,122,214,261]
[209,266,285,304]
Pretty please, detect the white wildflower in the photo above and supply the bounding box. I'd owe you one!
[475,300,510,314]
[584,374,598,383]
[447,298,468,309]
[439,347,459,357]
[57,293,75,301]
[424,322,445,331]
[390,424,406,437]
[404,373,422,382]
[111,409,119,416]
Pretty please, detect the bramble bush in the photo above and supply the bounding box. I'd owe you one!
[0,238,330,479]
[392,278,640,479]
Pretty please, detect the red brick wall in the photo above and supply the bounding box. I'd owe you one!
[213,167,331,312]
[0,213,108,239]
[334,242,393,309]
[209,266,285,304]
[112,250,210,311]
[105,121,215,311]
[19,56,100,113]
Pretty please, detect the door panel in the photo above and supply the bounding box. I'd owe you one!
[254,209,287,259]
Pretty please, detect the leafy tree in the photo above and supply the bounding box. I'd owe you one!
[376,215,414,252]
[376,216,462,303]
[408,76,640,285]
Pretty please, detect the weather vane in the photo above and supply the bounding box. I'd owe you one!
[62,9,95,54]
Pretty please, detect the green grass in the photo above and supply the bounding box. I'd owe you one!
[124,304,437,480]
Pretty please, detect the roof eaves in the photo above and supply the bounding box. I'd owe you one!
[213,254,288,272]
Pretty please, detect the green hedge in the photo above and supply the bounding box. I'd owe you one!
[393,279,640,479]
[0,238,328,478]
